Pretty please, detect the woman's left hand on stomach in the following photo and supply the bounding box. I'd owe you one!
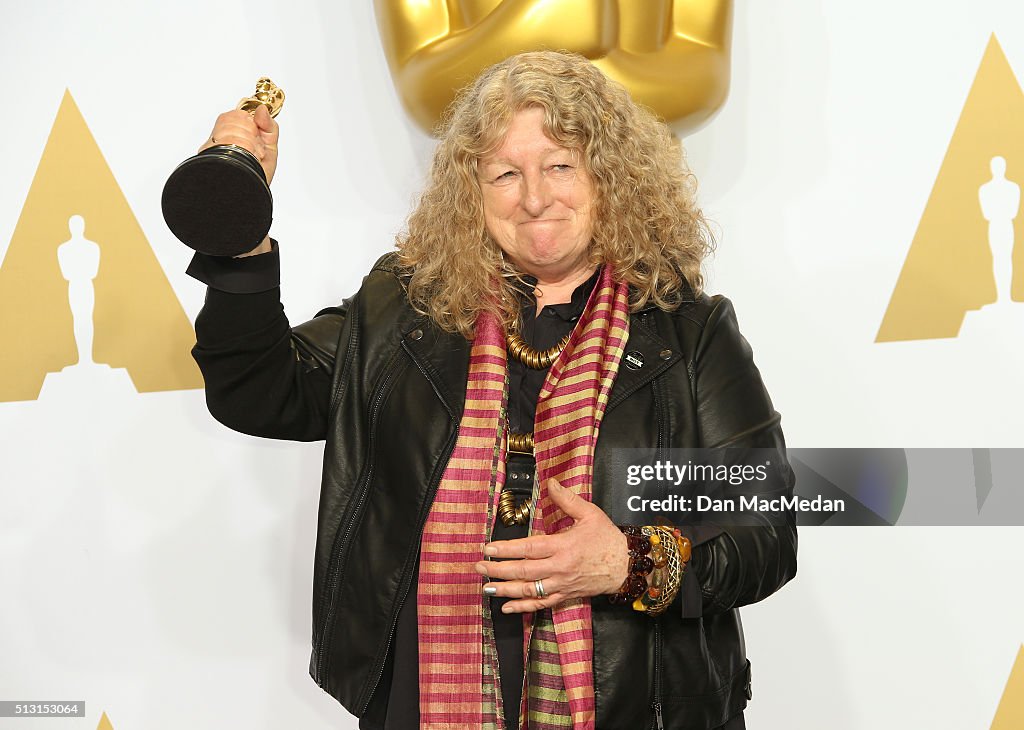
[475,478,629,613]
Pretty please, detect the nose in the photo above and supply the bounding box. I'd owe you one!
[520,169,552,217]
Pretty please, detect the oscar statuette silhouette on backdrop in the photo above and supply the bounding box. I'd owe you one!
[38,215,133,399]
[960,154,1024,339]
[979,155,1020,307]
[161,78,284,257]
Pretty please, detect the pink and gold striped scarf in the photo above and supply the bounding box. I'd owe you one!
[417,266,630,730]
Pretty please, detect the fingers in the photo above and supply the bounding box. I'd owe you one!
[482,533,556,561]
[252,104,280,139]
[543,478,602,524]
[482,575,567,614]
[476,555,557,582]
[476,537,566,613]
[201,108,280,184]
[473,482,624,613]
[203,110,265,157]
[544,478,590,519]
[484,576,555,598]
[500,596,564,614]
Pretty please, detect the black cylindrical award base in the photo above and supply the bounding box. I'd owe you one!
[161,145,272,257]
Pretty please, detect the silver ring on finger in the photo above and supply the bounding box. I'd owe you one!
[534,579,547,599]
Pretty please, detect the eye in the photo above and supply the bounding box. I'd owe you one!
[493,170,519,182]
[549,164,574,173]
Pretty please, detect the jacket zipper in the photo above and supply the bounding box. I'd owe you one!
[355,420,459,712]
[641,313,667,730]
[648,317,667,461]
[314,358,404,685]
[652,620,664,730]
[355,344,461,709]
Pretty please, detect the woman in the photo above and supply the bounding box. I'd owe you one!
[187,51,796,730]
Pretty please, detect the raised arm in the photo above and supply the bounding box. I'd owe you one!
[186,107,342,442]
[189,247,344,443]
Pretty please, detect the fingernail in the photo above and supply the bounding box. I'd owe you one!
[483,585,497,596]
[474,562,488,576]
[483,545,497,557]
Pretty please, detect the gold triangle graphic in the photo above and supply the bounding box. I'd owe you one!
[0,90,203,402]
[877,34,1024,342]
[96,711,114,730]
[991,644,1024,729]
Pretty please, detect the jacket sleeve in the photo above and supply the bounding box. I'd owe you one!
[188,244,345,442]
[682,296,798,616]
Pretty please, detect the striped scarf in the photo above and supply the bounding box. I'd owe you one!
[417,266,630,730]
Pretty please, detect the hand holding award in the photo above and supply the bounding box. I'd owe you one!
[162,78,284,257]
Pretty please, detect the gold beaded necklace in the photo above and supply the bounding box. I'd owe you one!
[497,490,532,527]
[497,332,569,526]
[506,331,570,370]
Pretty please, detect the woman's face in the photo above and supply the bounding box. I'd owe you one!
[478,107,596,284]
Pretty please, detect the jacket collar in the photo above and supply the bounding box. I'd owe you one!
[606,311,682,412]
[399,308,681,420]
[400,319,470,420]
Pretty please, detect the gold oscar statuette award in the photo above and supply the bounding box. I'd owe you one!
[161,77,285,257]
[375,0,733,136]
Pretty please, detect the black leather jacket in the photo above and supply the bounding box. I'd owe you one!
[193,253,797,730]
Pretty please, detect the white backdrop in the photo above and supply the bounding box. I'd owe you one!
[2,1,1023,728]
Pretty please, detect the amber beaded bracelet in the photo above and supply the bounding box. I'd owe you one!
[608,525,692,616]
[608,526,655,606]
[634,526,691,616]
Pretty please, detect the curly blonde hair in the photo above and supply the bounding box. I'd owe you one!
[397,50,714,338]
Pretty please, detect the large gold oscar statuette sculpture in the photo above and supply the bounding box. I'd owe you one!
[161,78,285,257]
[375,0,732,135]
